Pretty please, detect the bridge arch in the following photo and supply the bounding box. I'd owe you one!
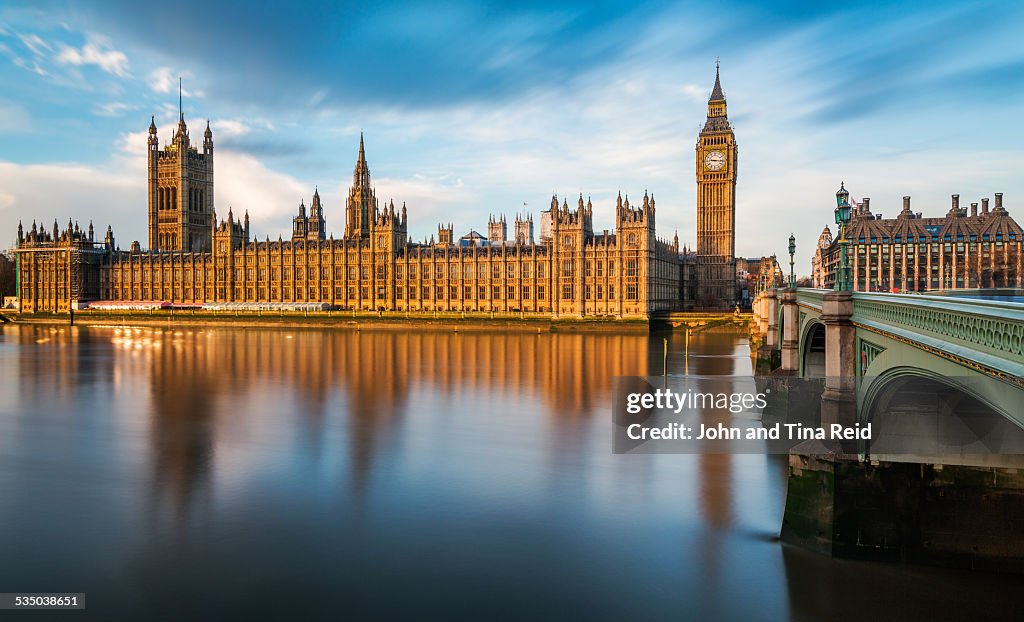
[800,319,825,377]
[860,366,1024,461]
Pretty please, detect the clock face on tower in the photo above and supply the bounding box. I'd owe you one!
[704,150,726,171]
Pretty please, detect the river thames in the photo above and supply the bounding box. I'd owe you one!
[0,324,1019,621]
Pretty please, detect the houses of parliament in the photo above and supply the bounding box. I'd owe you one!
[12,69,742,317]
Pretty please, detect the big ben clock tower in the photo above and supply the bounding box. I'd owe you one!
[695,62,737,308]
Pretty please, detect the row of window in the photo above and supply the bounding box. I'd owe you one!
[99,282,649,303]
[105,257,666,284]
[856,235,1018,244]
[104,286,553,302]
[856,243,1016,252]
[105,268,656,286]
[560,284,638,300]
[109,259,641,278]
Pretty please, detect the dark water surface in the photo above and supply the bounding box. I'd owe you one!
[0,325,1019,621]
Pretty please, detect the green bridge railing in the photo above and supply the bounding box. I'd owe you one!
[850,292,1024,381]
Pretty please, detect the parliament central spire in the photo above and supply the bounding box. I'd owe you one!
[345,133,376,239]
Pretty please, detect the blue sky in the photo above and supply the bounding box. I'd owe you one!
[1,0,1023,273]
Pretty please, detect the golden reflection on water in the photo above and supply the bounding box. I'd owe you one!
[5,325,750,523]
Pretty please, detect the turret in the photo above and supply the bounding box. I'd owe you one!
[104,225,115,250]
[488,213,508,244]
[437,223,453,246]
[312,187,322,217]
[148,116,158,151]
[514,213,534,245]
[175,111,189,147]
[203,119,213,155]
[17,220,23,244]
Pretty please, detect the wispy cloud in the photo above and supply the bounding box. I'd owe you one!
[93,101,134,117]
[147,66,197,95]
[17,33,51,56]
[55,35,130,77]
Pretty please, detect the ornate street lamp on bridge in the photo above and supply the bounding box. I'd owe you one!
[788,233,796,289]
[834,182,852,292]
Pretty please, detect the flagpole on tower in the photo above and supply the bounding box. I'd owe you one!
[179,77,182,117]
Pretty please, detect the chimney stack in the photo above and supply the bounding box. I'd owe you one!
[952,194,959,211]
[862,197,870,214]
[995,192,1003,211]
[971,202,978,217]
[982,198,990,214]
[903,196,911,212]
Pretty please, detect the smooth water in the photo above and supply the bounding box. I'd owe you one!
[0,325,1019,621]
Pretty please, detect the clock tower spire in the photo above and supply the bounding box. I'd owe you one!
[695,61,738,309]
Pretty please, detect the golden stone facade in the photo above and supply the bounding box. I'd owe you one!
[15,122,683,318]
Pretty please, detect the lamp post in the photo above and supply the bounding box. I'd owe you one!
[788,233,796,289]
[833,182,852,292]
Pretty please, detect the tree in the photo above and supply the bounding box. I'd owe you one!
[0,251,14,298]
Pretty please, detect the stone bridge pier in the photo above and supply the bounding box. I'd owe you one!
[779,289,798,373]
[819,290,856,428]
[754,290,780,372]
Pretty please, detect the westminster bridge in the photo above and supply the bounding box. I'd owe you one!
[750,288,1024,572]
[751,288,1024,435]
